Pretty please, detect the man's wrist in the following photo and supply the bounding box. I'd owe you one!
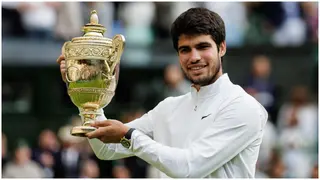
[120,128,136,149]
[121,126,130,138]
[124,128,135,139]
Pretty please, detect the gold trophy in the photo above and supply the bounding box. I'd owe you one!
[62,10,125,137]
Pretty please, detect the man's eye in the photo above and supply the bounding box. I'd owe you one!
[180,49,188,53]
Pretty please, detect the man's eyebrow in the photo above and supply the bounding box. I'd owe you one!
[195,42,212,47]
[178,42,212,51]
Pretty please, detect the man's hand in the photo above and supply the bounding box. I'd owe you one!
[86,120,130,143]
[56,54,67,82]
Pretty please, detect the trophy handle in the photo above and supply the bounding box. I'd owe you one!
[110,34,125,75]
[61,41,70,58]
[62,41,74,83]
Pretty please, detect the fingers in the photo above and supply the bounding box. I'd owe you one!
[60,60,66,82]
[86,126,112,139]
[56,54,65,64]
[60,60,66,73]
[90,120,112,128]
[86,120,112,139]
[57,54,66,82]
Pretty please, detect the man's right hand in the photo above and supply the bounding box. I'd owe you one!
[56,54,67,82]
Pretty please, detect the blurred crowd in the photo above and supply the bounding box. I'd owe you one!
[2,113,149,178]
[1,1,318,179]
[2,2,318,47]
[244,55,318,178]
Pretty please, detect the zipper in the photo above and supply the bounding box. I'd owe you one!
[194,92,198,111]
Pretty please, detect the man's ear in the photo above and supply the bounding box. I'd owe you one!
[219,41,226,57]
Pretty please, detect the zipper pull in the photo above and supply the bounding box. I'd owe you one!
[194,105,197,111]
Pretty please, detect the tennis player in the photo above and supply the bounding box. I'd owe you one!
[57,7,268,178]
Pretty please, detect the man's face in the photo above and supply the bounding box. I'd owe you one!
[177,34,226,86]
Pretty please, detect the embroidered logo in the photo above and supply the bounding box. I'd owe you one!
[201,113,212,120]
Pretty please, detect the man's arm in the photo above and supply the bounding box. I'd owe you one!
[128,99,267,178]
[86,108,130,160]
[87,110,154,160]
[87,97,170,160]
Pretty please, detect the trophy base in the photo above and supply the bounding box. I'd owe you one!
[71,126,97,137]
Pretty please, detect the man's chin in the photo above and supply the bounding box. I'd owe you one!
[185,73,211,86]
[190,78,209,86]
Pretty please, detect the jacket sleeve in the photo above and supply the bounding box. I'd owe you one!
[87,98,169,160]
[87,111,154,160]
[129,99,268,178]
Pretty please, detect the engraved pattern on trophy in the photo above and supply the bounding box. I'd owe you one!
[65,45,112,59]
[62,10,125,137]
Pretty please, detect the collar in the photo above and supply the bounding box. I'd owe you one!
[190,73,231,100]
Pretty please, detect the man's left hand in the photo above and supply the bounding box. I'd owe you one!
[86,120,129,143]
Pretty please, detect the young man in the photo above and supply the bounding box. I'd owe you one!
[57,8,268,178]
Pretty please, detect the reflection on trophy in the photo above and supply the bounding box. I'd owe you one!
[62,10,125,137]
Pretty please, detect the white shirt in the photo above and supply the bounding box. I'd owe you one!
[88,73,268,178]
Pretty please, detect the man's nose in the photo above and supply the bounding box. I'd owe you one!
[190,49,201,63]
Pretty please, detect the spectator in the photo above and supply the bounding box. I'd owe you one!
[3,139,45,178]
[244,2,283,45]
[112,160,131,178]
[163,64,190,98]
[118,2,155,46]
[205,2,248,47]
[267,150,287,178]
[55,117,84,177]
[277,85,317,142]
[301,2,318,43]
[2,133,9,170]
[277,85,318,177]
[244,54,278,121]
[54,2,83,41]
[272,2,307,47]
[32,129,60,178]
[17,2,61,40]
[80,159,100,178]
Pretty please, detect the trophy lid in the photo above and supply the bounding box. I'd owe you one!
[69,10,111,43]
[82,10,106,37]
[63,10,124,63]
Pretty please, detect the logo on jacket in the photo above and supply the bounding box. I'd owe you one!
[201,113,212,120]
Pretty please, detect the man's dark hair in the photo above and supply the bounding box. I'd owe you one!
[170,7,226,52]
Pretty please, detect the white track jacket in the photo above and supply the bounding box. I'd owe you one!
[88,73,268,178]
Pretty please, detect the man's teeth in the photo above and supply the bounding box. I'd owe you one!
[191,66,204,70]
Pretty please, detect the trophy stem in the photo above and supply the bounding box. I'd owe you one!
[82,112,97,126]
[70,108,100,137]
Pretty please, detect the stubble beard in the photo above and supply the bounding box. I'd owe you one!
[183,57,221,86]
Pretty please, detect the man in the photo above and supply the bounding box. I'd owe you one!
[57,8,268,178]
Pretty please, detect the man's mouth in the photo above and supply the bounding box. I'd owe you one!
[189,65,207,71]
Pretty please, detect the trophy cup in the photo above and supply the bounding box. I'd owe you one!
[62,10,125,137]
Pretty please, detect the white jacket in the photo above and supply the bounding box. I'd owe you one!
[88,73,268,178]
